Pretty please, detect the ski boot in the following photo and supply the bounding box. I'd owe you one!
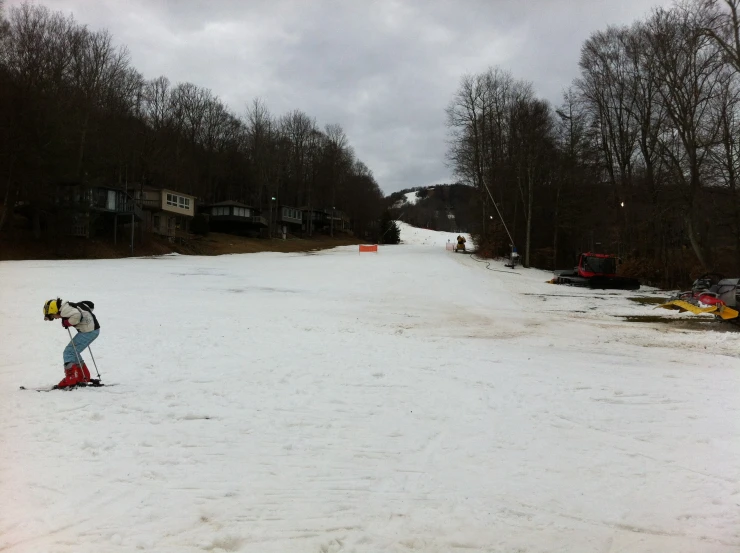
[80,363,91,383]
[55,363,86,389]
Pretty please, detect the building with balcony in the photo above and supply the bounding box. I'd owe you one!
[134,187,196,238]
[200,201,267,235]
[275,205,303,237]
[301,207,328,235]
[54,182,143,243]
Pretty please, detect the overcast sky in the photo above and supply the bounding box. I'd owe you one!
[11,0,673,194]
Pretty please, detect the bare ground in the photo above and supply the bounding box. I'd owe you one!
[0,214,364,261]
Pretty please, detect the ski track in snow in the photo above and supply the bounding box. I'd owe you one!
[1,228,739,552]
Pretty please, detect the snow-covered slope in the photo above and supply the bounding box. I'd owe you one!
[391,190,421,209]
[398,221,471,247]
[404,191,419,205]
[1,234,738,553]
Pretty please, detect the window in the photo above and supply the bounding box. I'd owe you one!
[167,193,191,209]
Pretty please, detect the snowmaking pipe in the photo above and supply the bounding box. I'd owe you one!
[379,210,406,244]
[480,180,515,248]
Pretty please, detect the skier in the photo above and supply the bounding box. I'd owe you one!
[43,299,100,388]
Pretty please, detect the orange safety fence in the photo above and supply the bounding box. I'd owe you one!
[359,244,378,253]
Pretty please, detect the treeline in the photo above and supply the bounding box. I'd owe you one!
[447,0,740,286]
[0,2,384,240]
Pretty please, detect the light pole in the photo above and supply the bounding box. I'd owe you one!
[269,196,276,238]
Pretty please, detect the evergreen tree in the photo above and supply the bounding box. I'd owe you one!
[380,211,400,244]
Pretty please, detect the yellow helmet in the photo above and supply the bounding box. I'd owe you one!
[43,298,61,320]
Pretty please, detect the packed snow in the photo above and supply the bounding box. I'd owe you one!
[391,191,420,209]
[1,226,739,553]
[398,222,471,247]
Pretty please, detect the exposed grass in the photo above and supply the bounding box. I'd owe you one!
[628,296,669,305]
[624,315,683,324]
[173,232,363,256]
[623,314,740,332]
[0,213,364,260]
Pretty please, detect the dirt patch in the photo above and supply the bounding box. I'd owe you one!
[623,314,740,332]
[0,214,364,260]
[175,232,363,257]
[628,296,670,305]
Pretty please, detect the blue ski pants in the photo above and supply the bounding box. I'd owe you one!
[63,329,100,365]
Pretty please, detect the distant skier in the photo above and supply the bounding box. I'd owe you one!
[43,299,100,388]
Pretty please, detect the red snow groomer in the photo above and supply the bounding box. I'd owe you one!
[549,252,640,290]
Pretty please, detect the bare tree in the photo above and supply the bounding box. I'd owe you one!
[646,5,724,268]
[0,2,384,249]
[708,67,740,257]
[510,97,555,266]
[578,26,641,248]
[69,27,130,177]
[279,110,317,206]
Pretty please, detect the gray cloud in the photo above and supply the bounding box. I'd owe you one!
[13,0,673,193]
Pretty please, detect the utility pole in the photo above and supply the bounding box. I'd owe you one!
[269,196,275,238]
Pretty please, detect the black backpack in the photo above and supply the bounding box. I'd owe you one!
[70,300,95,312]
[69,300,100,329]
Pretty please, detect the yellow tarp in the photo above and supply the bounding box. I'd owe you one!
[658,299,739,320]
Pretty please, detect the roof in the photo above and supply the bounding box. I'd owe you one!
[139,185,197,199]
[203,200,253,208]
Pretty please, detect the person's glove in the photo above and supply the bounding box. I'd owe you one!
[61,319,72,328]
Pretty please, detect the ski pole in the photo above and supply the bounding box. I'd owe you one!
[66,327,84,373]
[87,345,101,380]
